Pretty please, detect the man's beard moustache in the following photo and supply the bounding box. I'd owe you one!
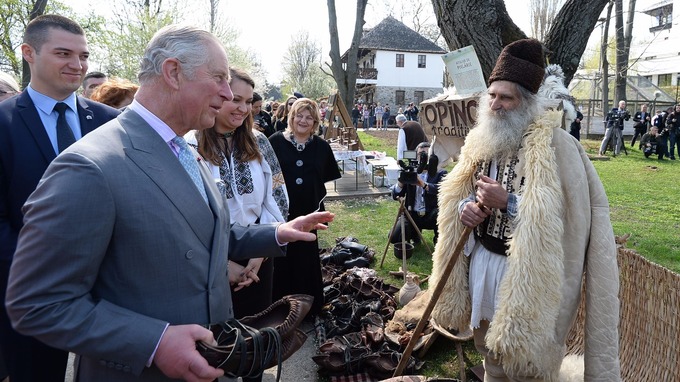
[469,100,535,160]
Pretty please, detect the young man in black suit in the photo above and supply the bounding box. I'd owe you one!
[0,15,120,382]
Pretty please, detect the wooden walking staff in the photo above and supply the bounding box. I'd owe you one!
[392,202,481,377]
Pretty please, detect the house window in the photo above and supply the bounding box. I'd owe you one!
[396,54,404,68]
[658,73,672,86]
[396,90,405,106]
[418,55,426,68]
[414,91,424,104]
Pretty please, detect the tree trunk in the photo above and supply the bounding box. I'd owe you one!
[614,0,636,103]
[21,0,48,88]
[431,0,525,77]
[602,1,614,112]
[327,0,368,112]
[614,0,625,102]
[432,0,609,85]
[544,0,610,85]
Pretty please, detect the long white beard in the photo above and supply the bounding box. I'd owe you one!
[464,93,541,161]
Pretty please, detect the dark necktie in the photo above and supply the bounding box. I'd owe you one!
[54,102,76,153]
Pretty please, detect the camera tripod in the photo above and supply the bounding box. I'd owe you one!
[379,197,432,269]
[602,127,628,156]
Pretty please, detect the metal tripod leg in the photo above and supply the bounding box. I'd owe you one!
[379,197,432,268]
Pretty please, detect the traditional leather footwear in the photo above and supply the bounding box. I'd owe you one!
[343,256,370,269]
[197,294,313,381]
[338,240,368,256]
[240,294,313,341]
[313,346,378,374]
[348,277,382,299]
[197,321,306,381]
[329,295,352,312]
[360,312,384,347]
[323,285,342,302]
[321,248,353,266]
[365,347,420,380]
[318,331,365,353]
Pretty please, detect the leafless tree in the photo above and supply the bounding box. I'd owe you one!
[431,0,611,85]
[614,0,636,103]
[18,0,47,87]
[530,0,561,41]
[326,0,368,111]
[208,0,218,34]
[601,1,614,111]
[282,31,333,100]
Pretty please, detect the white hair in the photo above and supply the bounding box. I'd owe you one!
[138,25,218,84]
[0,72,20,93]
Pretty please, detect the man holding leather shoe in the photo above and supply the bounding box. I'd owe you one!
[428,39,620,381]
[389,141,446,246]
[6,25,333,382]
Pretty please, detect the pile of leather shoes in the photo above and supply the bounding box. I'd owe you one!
[196,294,313,382]
[314,267,423,379]
[320,236,375,269]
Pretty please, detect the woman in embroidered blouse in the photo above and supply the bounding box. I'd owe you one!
[269,98,341,316]
[186,68,289,325]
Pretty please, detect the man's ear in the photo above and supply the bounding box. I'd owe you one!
[21,44,35,64]
[161,58,181,90]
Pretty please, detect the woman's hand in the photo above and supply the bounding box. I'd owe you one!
[228,261,255,291]
[241,258,264,284]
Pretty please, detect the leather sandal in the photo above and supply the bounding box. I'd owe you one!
[197,294,312,381]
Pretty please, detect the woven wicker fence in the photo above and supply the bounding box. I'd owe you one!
[566,248,679,381]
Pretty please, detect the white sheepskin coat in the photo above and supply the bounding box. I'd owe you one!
[430,110,621,381]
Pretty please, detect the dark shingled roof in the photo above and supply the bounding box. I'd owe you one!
[358,16,446,54]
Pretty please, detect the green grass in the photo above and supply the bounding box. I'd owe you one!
[581,139,680,272]
[316,135,680,380]
[357,131,398,159]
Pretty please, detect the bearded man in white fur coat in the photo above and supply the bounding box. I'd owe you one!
[429,39,621,381]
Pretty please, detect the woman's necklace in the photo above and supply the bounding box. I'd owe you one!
[289,133,313,152]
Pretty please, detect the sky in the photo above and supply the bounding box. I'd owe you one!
[61,0,633,83]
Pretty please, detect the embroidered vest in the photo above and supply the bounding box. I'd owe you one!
[473,157,525,255]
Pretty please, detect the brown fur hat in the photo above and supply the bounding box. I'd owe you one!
[488,39,545,94]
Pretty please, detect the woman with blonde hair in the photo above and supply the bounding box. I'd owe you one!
[186,68,289,337]
[269,98,341,316]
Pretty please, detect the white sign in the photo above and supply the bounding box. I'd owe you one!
[441,45,487,96]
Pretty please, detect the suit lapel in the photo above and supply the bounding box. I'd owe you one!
[76,96,98,135]
[200,157,230,288]
[16,92,57,163]
[119,110,216,249]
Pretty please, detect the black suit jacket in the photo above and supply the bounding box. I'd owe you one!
[0,91,120,261]
[633,111,650,130]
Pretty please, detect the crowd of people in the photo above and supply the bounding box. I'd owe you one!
[595,100,680,160]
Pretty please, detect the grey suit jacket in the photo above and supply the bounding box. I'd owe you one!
[6,109,284,381]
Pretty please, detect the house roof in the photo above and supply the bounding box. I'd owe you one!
[355,16,446,54]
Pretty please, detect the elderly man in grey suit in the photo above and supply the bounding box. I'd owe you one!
[6,25,333,382]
